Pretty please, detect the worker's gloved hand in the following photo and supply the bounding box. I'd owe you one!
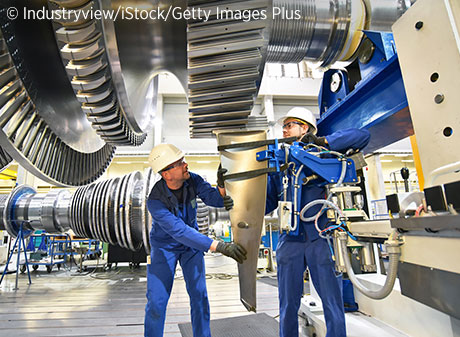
[223,195,234,211]
[216,242,247,264]
[217,164,227,188]
[301,132,327,147]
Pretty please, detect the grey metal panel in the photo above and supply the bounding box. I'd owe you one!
[398,261,460,320]
[179,313,279,337]
[391,214,460,232]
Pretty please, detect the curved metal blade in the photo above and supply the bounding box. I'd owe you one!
[215,130,268,312]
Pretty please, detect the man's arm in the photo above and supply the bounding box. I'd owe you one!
[265,172,283,215]
[148,199,213,251]
[149,199,245,262]
[192,173,225,208]
[325,128,370,153]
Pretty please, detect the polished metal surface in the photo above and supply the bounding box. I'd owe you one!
[359,242,377,272]
[6,187,72,235]
[0,25,115,186]
[209,207,230,227]
[267,0,366,66]
[187,0,271,138]
[363,0,412,32]
[0,170,153,253]
[69,171,146,251]
[2,185,36,238]
[267,0,412,65]
[268,0,342,65]
[107,0,188,131]
[143,168,157,253]
[1,0,105,152]
[0,194,8,230]
[197,198,210,235]
[0,0,410,185]
[50,0,148,146]
[39,190,72,233]
[0,146,12,172]
[186,0,410,137]
[216,130,268,312]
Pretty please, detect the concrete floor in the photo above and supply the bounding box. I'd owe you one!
[0,253,279,336]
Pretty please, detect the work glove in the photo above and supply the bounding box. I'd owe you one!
[217,164,226,188]
[223,195,234,211]
[216,241,247,264]
[301,132,328,147]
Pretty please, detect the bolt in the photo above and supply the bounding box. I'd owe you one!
[434,94,444,104]
[415,21,423,30]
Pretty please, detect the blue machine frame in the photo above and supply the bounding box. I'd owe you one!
[257,142,358,186]
[257,142,358,236]
[317,31,413,153]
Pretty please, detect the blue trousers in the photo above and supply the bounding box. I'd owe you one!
[276,236,346,337]
[144,246,210,337]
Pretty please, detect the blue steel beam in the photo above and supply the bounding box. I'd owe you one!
[317,33,413,153]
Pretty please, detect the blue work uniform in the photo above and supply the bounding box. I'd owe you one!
[266,129,370,337]
[144,172,224,337]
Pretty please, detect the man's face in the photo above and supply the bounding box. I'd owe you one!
[162,157,190,182]
[282,118,309,140]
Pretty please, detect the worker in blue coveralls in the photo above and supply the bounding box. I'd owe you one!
[266,107,370,337]
[145,143,247,337]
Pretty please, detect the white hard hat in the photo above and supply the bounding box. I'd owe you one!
[278,107,317,135]
[148,143,184,173]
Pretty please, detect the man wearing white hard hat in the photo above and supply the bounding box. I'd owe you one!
[144,143,247,337]
[267,107,371,337]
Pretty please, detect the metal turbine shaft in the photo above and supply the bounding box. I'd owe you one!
[69,171,147,252]
[267,0,359,65]
[363,0,415,32]
[0,170,156,254]
[267,0,412,64]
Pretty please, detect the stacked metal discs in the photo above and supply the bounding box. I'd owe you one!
[196,198,210,235]
[186,0,270,138]
[50,0,147,146]
[69,171,152,253]
[0,28,115,186]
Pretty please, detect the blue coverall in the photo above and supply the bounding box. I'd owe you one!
[266,129,370,337]
[145,172,224,337]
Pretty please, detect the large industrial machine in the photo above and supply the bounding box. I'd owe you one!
[0,0,459,335]
[0,0,411,185]
[263,0,459,336]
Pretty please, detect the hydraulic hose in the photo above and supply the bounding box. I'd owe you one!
[299,158,347,223]
[338,230,402,300]
[300,199,343,223]
[336,159,347,187]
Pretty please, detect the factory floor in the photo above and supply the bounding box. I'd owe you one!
[0,253,279,336]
